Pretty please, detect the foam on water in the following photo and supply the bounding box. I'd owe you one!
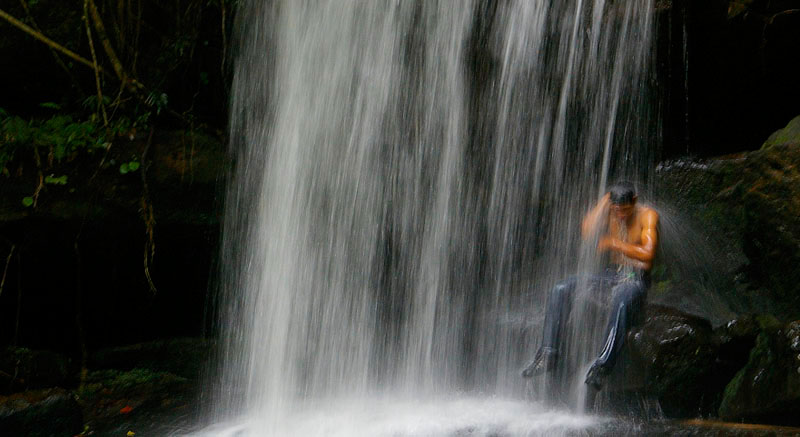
[191,397,603,437]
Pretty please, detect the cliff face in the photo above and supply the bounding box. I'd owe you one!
[656,0,800,157]
[656,116,800,322]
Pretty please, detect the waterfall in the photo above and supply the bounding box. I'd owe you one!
[206,0,655,434]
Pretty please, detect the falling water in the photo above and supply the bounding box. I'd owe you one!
[204,0,655,435]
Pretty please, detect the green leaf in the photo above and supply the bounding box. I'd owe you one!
[127,161,140,171]
[119,163,129,174]
[39,102,61,110]
[45,175,69,185]
[54,143,66,160]
[3,117,31,143]
[22,197,34,207]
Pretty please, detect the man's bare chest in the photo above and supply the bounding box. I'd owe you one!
[608,219,643,244]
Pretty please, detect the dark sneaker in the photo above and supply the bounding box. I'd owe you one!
[584,363,609,390]
[521,348,558,378]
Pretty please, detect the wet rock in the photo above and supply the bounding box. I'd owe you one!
[76,368,194,434]
[627,304,719,417]
[0,348,73,394]
[90,337,214,380]
[0,388,83,437]
[718,320,800,425]
[713,315,760,378]
[656,118,800,321]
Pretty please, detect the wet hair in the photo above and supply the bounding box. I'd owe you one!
[608,181,636,205]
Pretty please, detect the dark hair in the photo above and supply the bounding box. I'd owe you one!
[608,181,636,205]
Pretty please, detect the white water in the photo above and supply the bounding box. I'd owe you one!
[193,397,605,437]
[202,0,656,435]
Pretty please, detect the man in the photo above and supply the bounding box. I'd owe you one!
[521,181,659,391]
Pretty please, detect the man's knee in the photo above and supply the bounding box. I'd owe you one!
[551,278,576,298]
[614,280,646,302]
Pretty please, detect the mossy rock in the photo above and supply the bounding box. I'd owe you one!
[718,319,800,425]
[89,337,214,380]
[762,115,800,149]
[77,368,188,402]
[656,117,800,321]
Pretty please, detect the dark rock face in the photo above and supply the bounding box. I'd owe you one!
[718,319,800,425]
[658,0,800,157]
[656,117,800,321]
[0,388,83,437]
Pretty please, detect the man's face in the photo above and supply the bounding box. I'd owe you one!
[610,201,635,221]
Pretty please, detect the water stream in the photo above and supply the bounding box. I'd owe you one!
[202,1,656,435]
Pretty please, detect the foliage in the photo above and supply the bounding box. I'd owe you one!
[76,368,188,400]
[0,105,149,173]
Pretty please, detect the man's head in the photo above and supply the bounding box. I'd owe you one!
[608,181,637,221]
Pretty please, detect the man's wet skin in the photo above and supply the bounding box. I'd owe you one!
[586,192,659,272]
[523,183,659,395]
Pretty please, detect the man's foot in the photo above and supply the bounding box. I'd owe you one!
[584,363,609,390]
[521,348,558,378]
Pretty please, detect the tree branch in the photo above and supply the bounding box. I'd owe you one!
[0,7,105,75]
[84,0,109,126]
[86,0,143,93]
[0,245,15,301]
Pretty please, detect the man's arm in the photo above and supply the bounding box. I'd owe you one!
[598,209,659,270]
[581,193,610,239]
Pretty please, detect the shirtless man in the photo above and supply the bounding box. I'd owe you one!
[521,181,659,391]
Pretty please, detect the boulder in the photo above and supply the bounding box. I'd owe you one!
[626,304,721,417]
[718,319,800,425]
[656,116,800,321]
[0,388,83,437]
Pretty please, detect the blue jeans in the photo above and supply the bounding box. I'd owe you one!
[540,269,648,371]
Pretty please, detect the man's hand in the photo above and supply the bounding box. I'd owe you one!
[596,209,659,270]
[596,236,616,253]
[582,193,612,239]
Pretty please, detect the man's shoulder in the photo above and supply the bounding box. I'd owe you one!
[637,205,659,222]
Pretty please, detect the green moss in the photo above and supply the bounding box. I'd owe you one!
[718,330,779,419]
[719,367,745,418]
[755,314,781,332]
[652,280,672,295]
[761,115,800,149]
